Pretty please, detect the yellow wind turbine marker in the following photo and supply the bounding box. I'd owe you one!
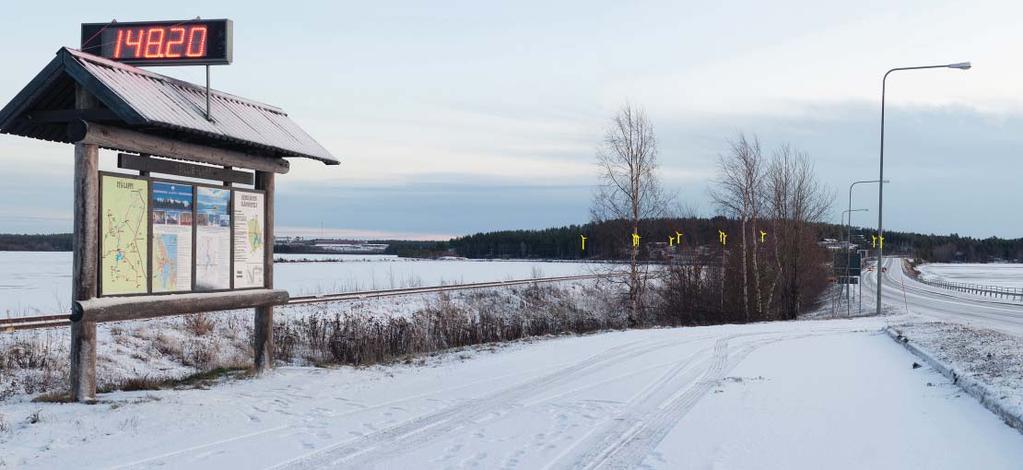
[759,230,767,243]
[669,232,681,246]
[871,234,878,248]
[632,233,641,248]
[580,235,587,251]
[718,230,727,246]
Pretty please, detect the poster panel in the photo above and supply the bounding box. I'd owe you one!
[233,191,266,289]
[194,187,232,291]
[151,182,193,293]
[100,175,149,295]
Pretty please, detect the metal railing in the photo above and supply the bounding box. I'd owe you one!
[916,277,1023,302]
[1,273,610,333]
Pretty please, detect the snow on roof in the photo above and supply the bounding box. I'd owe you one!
[0,48,338,165]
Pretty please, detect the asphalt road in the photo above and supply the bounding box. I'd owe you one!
[862,257,1023,336]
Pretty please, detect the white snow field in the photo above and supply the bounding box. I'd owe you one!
[918,262,1023,289]
[3,318,1023,469]
[0,251,606,317]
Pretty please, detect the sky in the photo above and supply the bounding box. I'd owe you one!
[1,1,1022,239]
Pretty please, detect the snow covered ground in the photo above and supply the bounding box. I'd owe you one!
[3,317,1022,469]
[0,251,607,317]
[917,262,1023,288]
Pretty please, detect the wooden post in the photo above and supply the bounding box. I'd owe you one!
[70,86,99,403]
[253,171,275,373]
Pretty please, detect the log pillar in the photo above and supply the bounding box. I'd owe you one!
[253,170,275,373]
[70,87,99,403]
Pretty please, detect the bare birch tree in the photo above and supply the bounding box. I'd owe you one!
[766,145,832,318]
[591,104,667,326]
[709,134,766,322]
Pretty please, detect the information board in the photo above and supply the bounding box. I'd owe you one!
[95,172,270,297]
[151,182,193,293]
[100,175,149,295]
[195,187,232,291]
[233,191,266,288]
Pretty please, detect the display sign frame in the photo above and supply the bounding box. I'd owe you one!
[96,171,267,298]
[80,19,233,67]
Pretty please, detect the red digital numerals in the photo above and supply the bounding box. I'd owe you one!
[113,25,207,60]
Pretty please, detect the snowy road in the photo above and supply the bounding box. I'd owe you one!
[864,257,1023,336]
[5,318,1023,469]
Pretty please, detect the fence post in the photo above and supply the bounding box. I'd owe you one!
[253,170,275,373]
[70,85,99,403]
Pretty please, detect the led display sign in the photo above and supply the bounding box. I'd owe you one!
[81,19,232,66]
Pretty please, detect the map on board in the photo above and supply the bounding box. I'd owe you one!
[153,234,179,290]
[151,182,193,292]
[233,191,265,289]
[195,187,232,291]
[100,175,149,295]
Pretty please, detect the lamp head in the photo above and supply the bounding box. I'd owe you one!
[948,62,972,70]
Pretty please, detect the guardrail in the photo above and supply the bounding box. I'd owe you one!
[1,273,609,333]
[916,277,1023,302]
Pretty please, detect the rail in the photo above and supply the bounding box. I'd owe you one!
[1,273,610,333]
[915,276,1023,302]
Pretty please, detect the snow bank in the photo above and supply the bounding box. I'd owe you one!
[885,321,1023,433]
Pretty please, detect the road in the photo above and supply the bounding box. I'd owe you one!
[5,317,1023,469]
[863,257,1023,336]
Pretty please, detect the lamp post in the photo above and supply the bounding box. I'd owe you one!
[876,62,970,315]
[842,207,868,316]
[847,179,887,313]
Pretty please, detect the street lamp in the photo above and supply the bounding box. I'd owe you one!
[876,62,970,315]
[847,179,887,312]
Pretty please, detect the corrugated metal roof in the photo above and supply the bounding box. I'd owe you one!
[0,48,338,165]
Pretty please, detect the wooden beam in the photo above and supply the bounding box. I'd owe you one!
[67,121,290,174]
[118,153,254,185]
[70,86,99,403]
[72,289,290,323]
[25,108,118,123]
[253,171,276,373]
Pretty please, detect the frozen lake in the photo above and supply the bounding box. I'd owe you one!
[917,263,1023,288]
[0,251,606,317]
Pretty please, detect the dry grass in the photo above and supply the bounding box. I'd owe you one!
[183,313,216,336]
[277,283,625,367]
[31,392,71,403]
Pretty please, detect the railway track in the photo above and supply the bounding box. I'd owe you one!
[1,273,610,333]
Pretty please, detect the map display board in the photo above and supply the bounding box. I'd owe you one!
[151,182,193,293]
[233,191,266,289]
[195,187,232,291]
[100,175,149,295]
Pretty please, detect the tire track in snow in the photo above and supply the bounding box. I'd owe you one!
[559,332,814,470]
[271,335,711,469]
[114,338,653,469]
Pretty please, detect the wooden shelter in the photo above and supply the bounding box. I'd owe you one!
[0,47,338,402]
